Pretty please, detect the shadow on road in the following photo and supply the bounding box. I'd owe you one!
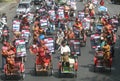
[0,74,22,81]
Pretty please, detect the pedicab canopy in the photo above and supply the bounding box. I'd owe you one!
[40,19,48,27]
[15,39,27,57]
[58,8,65,19]
[21,29,30,43]
[12,20,21,32]
[91,34,101,48]
[68,39,81,55]
[44,37,54,53]
[48,10,56,21]
[82,18,91,30]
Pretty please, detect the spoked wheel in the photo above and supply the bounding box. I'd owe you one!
[93,64,96,72]
[4,74,8,81]
[34,64,37,76]
[48,68,53,76]
[58,69,61,78]
[74,71,77,78]
[48,65,53,76]
[21,73,25,80]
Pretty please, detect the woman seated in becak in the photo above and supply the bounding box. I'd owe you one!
[43,55,51,71]
[64,12,69,20]
[67,29,75,39]
[37,40,49,57]
[90,9,95,17]
[102,43,111,65]
[22,16,29,25]
[6,56,16,74]
[29,41,38,55]
[33,24,40,36]
[101,17,107,25]
[74,20,83,34]
[84,6,90,17]
[13,32,21,45]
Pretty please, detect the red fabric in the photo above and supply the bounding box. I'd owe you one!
[90,11,94,17]
[44,58,50,64]
[30,46,38,54]
[38,47,45,57]
[100,0,104,6]
[36,56,44,65]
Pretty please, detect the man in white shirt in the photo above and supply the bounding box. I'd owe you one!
[89,1,95,11]
[60,41,71,55]
[56,29,64,45]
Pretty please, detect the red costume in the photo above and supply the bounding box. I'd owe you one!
[100,0,104,6]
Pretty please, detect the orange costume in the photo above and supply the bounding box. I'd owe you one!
[105,24,112,33]
[100,0,104,6]
[74,22,83,31]
[43,56,50,66]
[68,30,75,39]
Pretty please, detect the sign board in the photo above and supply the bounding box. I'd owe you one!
[44,37,54,53]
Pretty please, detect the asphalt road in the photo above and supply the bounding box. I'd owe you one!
[0,0,120,81]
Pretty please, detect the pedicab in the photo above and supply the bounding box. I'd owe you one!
[69,8,76,20]
[95,23,103,34]
[98,6,108,16]
[48,10,56,22]
[82,17,93,36]
[73,27,87,47]
[90,33,101,49]
[111,18,119,32]
[78,11,85,21]
[58,53,78,77]
[27,12,34,24]
[38,8,46,16]
[34,37,54,76]
[67,39,81,57]
[44,37,55,53]
[40,18,49,33]
[48,10,56,33]
[21,29,31,44]
[12,19,21,32]
[4,46,25,80]
[93,46,112,72]
[57,8,65,20]
[64,5,70,20]
[14,39,27,63]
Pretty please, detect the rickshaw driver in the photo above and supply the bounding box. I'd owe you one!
[56,28,65,46]
[102,43,111,63]
[1,42,9,71]
[74,19,83,35]
[37,40,50,71]
[58,41,71,70]
[61,41,71,71]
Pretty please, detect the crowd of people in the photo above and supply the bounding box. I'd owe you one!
[0,0,120,77]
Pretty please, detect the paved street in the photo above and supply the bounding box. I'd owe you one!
[0,0,120,81]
